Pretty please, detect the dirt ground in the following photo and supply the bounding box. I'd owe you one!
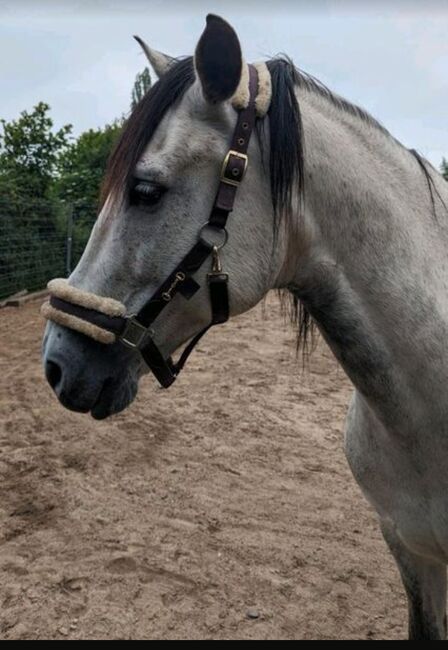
[0,294,406,640]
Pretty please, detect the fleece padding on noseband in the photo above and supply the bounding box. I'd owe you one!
[41,301,116,344]
[231,61,272,117]
[41,279,127,345]
[47,279,126,317]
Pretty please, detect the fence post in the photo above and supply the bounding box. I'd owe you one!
[66,204,74,276]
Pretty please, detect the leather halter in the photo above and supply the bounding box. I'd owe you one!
[48,66,259,388]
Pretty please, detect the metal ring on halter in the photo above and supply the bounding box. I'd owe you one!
[199,223,228,250]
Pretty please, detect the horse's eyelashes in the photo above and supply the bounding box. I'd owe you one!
[131,181,166,208]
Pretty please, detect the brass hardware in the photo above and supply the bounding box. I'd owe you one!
[121,318,151,349]
[199,223,228,250]
[208,246,228,284]
[162,271,186,302]
[220,150,248,187]
[211,246,222,273]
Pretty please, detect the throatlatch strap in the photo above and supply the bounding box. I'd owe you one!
[209,274,229,324]
[140,337,178,389]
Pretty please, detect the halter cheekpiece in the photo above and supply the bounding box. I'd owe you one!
[42,64,268,388]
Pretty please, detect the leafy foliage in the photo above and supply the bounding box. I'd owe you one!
[0,67,154,297]
[0,104,72,297]
[51,121,124,264]
[54,121,123,218]
[442,159,448,181]
[0,102,72,199]
[131,67,152,111]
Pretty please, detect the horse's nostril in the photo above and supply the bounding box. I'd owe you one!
[45,359,62,391]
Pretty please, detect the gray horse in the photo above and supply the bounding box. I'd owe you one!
[42,15,448,640]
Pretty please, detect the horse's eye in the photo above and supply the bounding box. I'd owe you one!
[131,182,166,207]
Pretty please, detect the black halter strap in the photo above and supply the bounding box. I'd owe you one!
[49,65,259,388]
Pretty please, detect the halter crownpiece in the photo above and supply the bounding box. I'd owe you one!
[42,63,268,388]
[231,61,272,116]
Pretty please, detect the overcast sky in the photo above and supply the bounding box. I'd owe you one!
[1,0,447,169]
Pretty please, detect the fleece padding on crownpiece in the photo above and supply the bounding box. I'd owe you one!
[230,60,250,111]
[252,62,272,117]
[231,61,272,117]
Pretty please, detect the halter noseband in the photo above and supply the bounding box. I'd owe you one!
[42,65,261,389]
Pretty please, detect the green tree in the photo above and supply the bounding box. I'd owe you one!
[442,159,448,181]
[131,67,152,111]
[0,102,72,199]
[0,66,153,298]
[54,121,122,210]
[0,103,72,298]
[53,121,123,265]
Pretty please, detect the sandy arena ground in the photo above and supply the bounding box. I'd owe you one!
[0,294,406,640]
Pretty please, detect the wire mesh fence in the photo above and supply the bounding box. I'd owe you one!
[0,198,96,300]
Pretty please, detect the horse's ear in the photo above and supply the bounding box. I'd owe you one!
[133,36,175,79]
[195,14,243,104]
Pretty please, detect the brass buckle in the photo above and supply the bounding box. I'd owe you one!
[220,150,248,187]
[120,317,151,350]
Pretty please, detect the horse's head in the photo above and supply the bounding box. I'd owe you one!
[42,15,301,419]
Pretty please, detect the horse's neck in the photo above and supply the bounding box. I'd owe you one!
[289,89,448,427]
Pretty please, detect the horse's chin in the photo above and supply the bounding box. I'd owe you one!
[89,377,139,421]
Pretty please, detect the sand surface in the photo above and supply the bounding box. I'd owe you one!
[0,295,406,639]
